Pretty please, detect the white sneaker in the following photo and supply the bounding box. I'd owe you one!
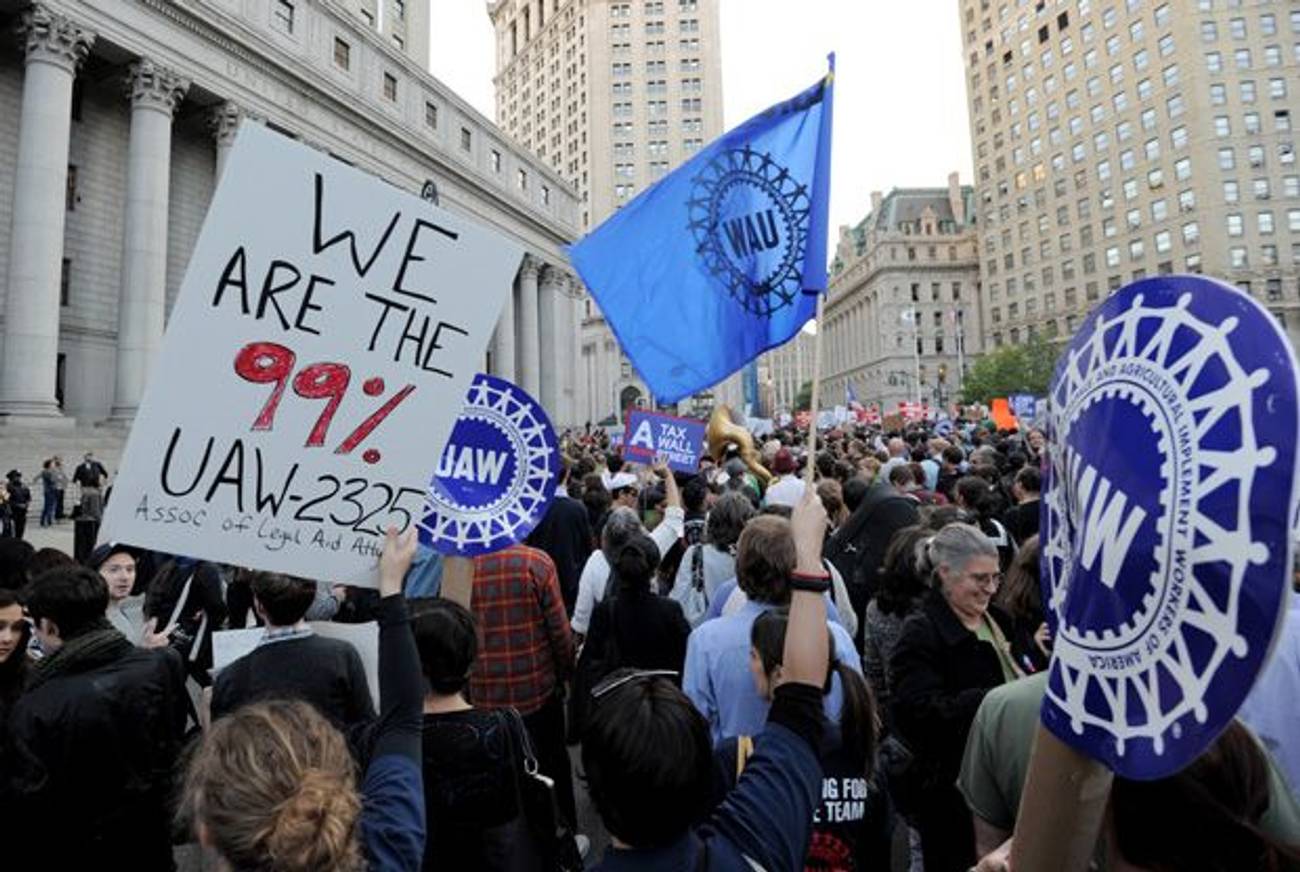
[574,834,591,859]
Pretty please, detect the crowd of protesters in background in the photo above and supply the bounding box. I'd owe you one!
[0,412,1297,871]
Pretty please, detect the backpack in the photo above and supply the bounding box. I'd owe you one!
[679,545,711,628]
[824,487,920,614]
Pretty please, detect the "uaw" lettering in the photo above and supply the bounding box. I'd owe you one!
[1067,449,1148,589]
[436,445,509,485]
[723,209,781,259]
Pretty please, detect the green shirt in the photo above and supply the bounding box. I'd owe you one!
[956,672,1300,862]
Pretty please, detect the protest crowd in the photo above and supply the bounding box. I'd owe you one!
[2,410,1299,872]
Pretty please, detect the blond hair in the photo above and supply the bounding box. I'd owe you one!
[183,700,364,872]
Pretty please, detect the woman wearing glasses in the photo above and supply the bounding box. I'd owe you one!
[888,523,1022,872]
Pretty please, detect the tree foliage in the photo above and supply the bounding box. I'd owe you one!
[961,333,1062,404]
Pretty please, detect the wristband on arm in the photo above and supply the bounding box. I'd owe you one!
[788,570,831,594]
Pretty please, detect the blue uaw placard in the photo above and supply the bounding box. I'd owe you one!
[623,409,706,473]
[417,374,559,557]
[1040,274,1299,778]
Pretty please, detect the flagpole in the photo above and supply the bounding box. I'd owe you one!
[805,294,826,485]
[956,307,966,402]
[911,303,922,406]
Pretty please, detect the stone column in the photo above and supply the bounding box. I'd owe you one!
[563,282,581,426]
[492,279,516,383]
[538,265,565,421]
[517,255,542,398]
[111,59,189,420]
[209,101,242,182]
[0,6,94,418]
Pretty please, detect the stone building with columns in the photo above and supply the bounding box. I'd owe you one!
[820,174,986,413]
[0,0,580,456]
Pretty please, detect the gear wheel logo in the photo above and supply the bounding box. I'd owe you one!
[417,374,559,557]
[1041,275,1300,778]
[687,145,810,317]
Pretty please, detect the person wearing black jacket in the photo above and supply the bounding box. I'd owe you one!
[823,480,920,644]
[4,471,30,540]
[527,460,594,615]
[5,565,188,870]
[211,571,375,730]
[889,523,1020,872]
[583,534,690,677]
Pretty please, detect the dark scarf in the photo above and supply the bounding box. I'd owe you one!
[27,618,132,692]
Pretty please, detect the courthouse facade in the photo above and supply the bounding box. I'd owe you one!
[0,0,581,429]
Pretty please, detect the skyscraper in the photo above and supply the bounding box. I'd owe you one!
[959,0,1300,352]
[488,0,738,423]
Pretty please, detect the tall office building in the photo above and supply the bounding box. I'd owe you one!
[959,0,1300,352]
[820,176,984,412]
[488,0,739,423]
[338,0,430,68]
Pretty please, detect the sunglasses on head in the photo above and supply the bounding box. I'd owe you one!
[590,669,679,700]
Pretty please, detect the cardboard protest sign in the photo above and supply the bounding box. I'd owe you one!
[100,124,522,586]
[1040,275,1300,778]
[623,409,706,473]
[1010,392,1038,421]
[213,621,380,711]
[417,374,559,557]
[990,397,1019,430]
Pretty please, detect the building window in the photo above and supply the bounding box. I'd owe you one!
[424,101,438,129]
[60,258,70,307]
[517,169,528,191]
[542,185,550,205]
[382,72,398,101]
[461,127,472,151]
[273,0,295,34]
[491,149,501,172]
[65,164,76,211]
[334,37,351,70]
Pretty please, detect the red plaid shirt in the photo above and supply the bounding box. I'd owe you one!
[469,544,575,715]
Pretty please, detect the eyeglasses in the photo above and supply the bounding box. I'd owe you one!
[966,571,1003,590]
[590,669,678,700]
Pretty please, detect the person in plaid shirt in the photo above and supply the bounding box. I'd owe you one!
[470,543,577,827]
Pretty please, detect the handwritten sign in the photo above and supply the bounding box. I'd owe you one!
[100,124,522,586]
[623,410,705,473]
[1040,274,1299,778]
[418,374,559,557]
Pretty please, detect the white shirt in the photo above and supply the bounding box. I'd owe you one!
[571,505,685,634]
[763,474,806,508]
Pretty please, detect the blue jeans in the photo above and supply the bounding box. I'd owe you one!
[41,487,56,526]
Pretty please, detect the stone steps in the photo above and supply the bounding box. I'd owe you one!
[0,421,127,509]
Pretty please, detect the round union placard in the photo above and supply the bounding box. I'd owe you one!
[417,374,559,557]
[1040,274,1299,778]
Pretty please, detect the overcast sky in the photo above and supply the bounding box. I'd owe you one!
[428,0,974,237]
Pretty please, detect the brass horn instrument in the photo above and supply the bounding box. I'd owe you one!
[706,405,773,488]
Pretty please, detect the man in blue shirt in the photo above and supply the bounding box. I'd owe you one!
[684,514,861,743]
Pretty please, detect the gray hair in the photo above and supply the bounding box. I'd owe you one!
[706,491,756,552]
[601,506,645,558]
[922,522,997,580]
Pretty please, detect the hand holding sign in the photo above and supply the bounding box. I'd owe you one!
[1013,274,1300,872]
[100,124,522,586]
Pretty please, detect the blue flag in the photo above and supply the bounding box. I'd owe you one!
[569,57,835,404]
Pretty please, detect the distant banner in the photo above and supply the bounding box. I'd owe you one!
[1040,274,1300,778]
[418,374,559,557]
[99,124,520,586]
[624,409,706,473]
[1009,392,1038,421]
